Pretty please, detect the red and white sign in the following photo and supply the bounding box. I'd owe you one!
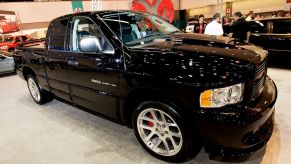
[132,0,175,23]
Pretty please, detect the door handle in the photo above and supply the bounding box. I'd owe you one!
[67,60,79,66]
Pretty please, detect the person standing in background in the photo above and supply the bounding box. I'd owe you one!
[254,14,262,20]
[245,11,255,21]
[194,14,207,34]
[228,12,251,43]
[204,13,224,36]
[272,11,278,18]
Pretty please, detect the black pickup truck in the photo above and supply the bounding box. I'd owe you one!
[14,11,277,162]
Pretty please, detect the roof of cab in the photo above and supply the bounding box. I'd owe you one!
[51,10,142,21]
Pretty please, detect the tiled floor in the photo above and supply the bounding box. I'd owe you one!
[0,68,290,164]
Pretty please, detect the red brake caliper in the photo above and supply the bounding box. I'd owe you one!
[147,114,154,127]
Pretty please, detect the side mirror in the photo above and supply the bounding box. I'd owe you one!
[79,36,102,52]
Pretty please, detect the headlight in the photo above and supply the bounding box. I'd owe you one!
[200,83,244,108]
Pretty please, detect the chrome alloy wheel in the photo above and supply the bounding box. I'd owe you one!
[137,108,183,156]
[28,78,41,102]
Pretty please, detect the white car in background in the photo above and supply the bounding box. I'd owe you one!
[0,53,15,74]
[185,21,197,33]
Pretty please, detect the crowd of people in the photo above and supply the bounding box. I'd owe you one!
[245,10,290,21]
[190,10,290,43]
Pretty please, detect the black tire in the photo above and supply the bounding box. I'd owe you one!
[132,101,201,162]
[27,75,53,104]
[8,48,14,52]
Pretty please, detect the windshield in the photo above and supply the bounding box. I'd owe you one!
[100,11,180,46]
[4,37,14,42]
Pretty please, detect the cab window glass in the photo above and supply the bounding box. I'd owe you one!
[15,37,21,42]
[71,17,113,53]
[48,19,68,50]
[21,36,28,41]
[101,11,180,46]
[4,37,14,42]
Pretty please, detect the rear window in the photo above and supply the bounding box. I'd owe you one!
[48,19,69,50]
[4,37,14,42]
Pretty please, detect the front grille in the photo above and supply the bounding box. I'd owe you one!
[251,61,267,100]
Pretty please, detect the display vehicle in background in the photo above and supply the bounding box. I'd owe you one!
[0,35,31,52]
[224,17,291,64]
[13,11,277,162]
[0,53,15,74]
[0,16,19,34]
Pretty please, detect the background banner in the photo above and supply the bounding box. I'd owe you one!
[71,0,84,13]
[132,0,175,23]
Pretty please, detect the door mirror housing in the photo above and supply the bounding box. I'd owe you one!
[78,36,115,55]
[79,36,102,52]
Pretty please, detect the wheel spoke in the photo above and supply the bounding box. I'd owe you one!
[145,131,155,142]
[160,111,166,123]
[140,116,154,122]
[169,131,182,138]
[153,138,162,151]
[167,123,178,128]
[31,89,37,94]
[150,110,158,121]
[168,136,178,149]
[139,124,154,131]
[162,140,170,155]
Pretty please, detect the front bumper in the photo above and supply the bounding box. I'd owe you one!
[194,76,277,155]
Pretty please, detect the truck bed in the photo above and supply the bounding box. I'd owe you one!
[17,39,45,51]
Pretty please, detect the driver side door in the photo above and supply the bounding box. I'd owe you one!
[66,16,122,119]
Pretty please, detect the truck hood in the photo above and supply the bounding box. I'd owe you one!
[133,33,266,64]
[126,33,266,88]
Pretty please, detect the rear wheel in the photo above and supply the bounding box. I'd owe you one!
[27,75,53,104]
[132,101,201,162]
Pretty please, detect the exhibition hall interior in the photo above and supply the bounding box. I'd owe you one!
[0,0,291,163]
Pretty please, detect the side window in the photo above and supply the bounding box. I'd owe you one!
[15,37,21,42]
[48,19,69,50]
[273,20,291,34]
[71,17,114,53]
[21,36,28,41]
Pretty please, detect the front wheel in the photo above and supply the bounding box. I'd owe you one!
[8,48,14,52]
[27,75,53,104]
[132,101,201,162]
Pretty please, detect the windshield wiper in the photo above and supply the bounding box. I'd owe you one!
[143,32,164,38]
